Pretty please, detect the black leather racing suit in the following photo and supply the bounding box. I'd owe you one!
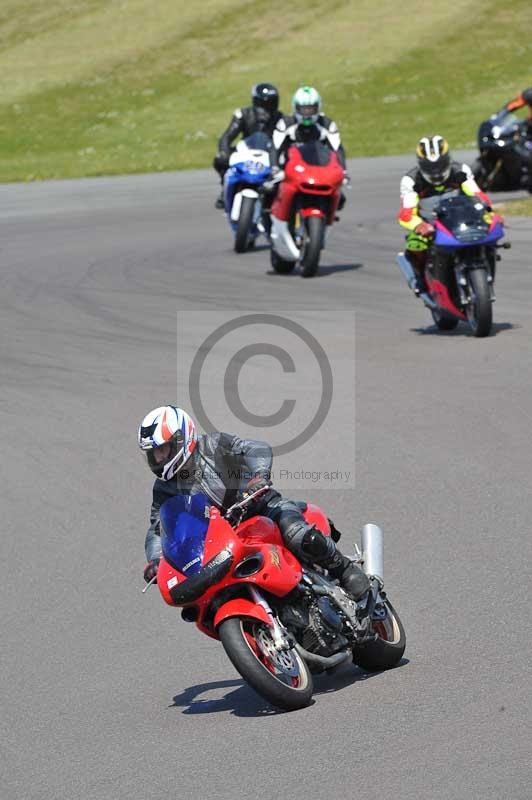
[146,432,314,562]
[144,432,369,600]
[213,106,284,179]
[270,114,346,169]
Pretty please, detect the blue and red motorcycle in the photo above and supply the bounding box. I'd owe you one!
[396,191,509,337]
[149,486,405,711]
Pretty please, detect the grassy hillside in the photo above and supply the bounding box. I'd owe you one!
[1,0,532,181]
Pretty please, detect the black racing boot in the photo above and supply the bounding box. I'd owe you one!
[301,527,370,601]
[324,551,370,601]
[405,250,428,295]
[215,190,225,210]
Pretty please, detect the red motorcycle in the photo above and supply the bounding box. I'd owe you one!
[269,141,345,277]
[151,486,405,711]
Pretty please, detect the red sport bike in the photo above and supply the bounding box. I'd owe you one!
[269,141,345,277]
[150,485,405,711]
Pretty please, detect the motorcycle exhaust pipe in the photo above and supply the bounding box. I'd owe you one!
[294,644,351,671]
[396,252,417,288]
[360,523,384,582]
[395,253,438,310]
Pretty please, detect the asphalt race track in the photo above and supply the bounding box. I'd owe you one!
[2,154,532,800]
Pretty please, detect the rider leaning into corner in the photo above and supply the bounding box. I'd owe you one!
[397,135,492,295]
[213,82,284,209]
[269,86,349,209]
[138,405,370,603]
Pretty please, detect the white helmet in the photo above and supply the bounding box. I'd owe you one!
[292,86,322,126]
[138,406,196,480]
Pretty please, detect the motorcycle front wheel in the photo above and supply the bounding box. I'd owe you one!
[353,599,406,672]
[301,216,325,277]
[219,617,313,710]
[234,195,256,253]
[466,268,492,337]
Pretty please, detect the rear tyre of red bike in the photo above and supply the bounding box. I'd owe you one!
[352,600,406,672]
[218,617,313,710]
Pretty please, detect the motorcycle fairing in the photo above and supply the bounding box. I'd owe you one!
[160,493,211,576]
[425,275,465,319]
[224,134,272,221]
[272,142,343,223]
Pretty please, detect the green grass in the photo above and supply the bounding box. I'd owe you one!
[496,197,532,216]
[1,0,532,181]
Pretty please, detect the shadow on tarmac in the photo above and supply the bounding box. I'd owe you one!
[170,659,409,717]
[411,321,516,337]
[265,262,364,278]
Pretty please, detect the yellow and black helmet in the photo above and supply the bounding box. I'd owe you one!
[416,135,451,185]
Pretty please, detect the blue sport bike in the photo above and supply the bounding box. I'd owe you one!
[224,132,272,253]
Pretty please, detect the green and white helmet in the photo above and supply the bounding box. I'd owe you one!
[292,86,321,126]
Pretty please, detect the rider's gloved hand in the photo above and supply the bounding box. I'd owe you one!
[143,559,160,583]
[242,476,272,500]
[239,476,279,511]
[414,221,435,238]
[263,167,284,193]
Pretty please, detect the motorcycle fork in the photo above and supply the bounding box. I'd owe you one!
[455,248,496,305]
[248,585,291,651]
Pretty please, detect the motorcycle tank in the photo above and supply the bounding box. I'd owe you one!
[159,493,211,576]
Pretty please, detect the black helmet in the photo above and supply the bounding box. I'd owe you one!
[252,83,279,115]
[416,135,451,185]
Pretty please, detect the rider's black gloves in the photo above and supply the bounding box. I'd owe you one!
[239,476,279,513]
[143,559,160,583]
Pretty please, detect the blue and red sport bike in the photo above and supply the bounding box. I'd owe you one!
[151,486,405,711]
[397,191,509,337]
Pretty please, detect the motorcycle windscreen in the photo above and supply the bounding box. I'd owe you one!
[243,132,272,152]
[485,110,522,139]
[435,195,491,243]
[295,141,333,166]
[159,494,211,576]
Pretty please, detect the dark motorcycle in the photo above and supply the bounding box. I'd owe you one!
[396,191,509,337]
[473,109,532,191]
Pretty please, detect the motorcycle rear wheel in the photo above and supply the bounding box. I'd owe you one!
[301,216,325,277]
[466,268,492,337]
[431,309,459,331]
[234,195,256,253]
[353,600,406,672]
[219,617,313,710]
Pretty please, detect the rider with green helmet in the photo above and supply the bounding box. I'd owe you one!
[271,86,346,166]
[270,86,347,206]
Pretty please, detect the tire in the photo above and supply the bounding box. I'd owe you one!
[218,617,313,711]
[431,309,459,331]
[270,248,296,274]
[472,158,489,191]
[301,215,325,277]
[466,268,492,337]
[234,195,255,253]
[353,600,406,672]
